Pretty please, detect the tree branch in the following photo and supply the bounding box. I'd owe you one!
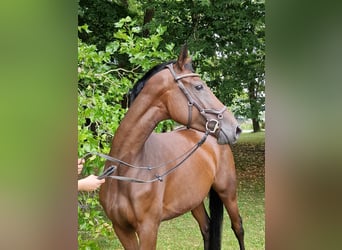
[97,65,141,76]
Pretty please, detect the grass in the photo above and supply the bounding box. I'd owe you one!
[239,130,265,143]
[231,131,265,249]
[79,131,265,249]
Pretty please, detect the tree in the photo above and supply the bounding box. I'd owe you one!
[78,0,132,50]
[140,0,265,132]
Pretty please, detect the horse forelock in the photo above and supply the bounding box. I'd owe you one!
[128,60,176,107]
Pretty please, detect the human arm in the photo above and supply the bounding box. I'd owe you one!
[77,158,105,191]
[78,175,105,192]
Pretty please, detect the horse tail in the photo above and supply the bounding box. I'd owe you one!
[209,188,223,250]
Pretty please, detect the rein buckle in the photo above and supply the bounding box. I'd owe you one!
[206,119,220,134]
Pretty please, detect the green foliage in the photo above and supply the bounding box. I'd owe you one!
[110,16,175,70]
[78,192,114,249]
[78,36,128,174]
[78,0,133,50]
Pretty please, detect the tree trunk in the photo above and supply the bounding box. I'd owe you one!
[142,7,154,37]
[248,81,261,133]
[252,118,261,132]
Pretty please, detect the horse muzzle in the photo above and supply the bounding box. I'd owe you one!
[217,125,242,145]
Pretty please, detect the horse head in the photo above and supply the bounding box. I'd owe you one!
[128,45,241,145]
[162,45,241,144]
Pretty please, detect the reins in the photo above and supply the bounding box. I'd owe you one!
[83,130,209,183]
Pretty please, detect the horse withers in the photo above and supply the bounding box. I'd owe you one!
[99,45,244,250]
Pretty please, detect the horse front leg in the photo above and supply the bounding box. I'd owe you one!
[136,220,160,250]
[113,223,139,250]
[191,202,210,250]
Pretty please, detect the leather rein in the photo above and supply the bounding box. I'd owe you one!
[83,130,209,183]
[82,63,225,183]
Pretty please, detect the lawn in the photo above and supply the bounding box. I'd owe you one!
[78,131,265,249]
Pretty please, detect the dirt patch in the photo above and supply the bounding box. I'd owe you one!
[231,140,265,181]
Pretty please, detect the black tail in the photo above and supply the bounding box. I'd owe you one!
[209,188,223,250]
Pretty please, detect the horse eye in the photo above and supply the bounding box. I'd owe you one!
[195,84,204,91]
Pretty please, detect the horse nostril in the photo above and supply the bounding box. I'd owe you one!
[236,126,242,136]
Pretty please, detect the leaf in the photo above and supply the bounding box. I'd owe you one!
[106,41,120,53]
[114,30,129,40]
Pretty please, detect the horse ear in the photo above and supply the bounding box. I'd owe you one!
[176,44,189,70]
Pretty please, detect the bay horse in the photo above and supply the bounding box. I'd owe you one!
[99,46,245,250]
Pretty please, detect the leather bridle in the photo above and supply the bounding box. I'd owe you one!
[165,63,226,134]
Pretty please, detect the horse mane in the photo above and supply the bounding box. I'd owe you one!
[128,60,176,107]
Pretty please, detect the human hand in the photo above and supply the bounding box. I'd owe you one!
[78,175,105,192]
[78,158,85,175]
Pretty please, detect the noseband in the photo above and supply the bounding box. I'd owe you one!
[166,63,226,134]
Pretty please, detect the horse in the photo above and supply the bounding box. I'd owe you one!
[99,45,245,250]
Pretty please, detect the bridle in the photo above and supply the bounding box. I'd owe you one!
[165,63,226,134]
[81,63,227,183]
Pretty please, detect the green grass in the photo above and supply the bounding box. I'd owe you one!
[239,131,265,144]
[79,131,265,249]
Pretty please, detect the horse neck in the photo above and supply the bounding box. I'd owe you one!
[109,101,167,159]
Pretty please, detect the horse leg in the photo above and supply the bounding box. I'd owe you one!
[225,197,245,250]
[136,220,160,250]
[218,186,245,250]
[112,224,139,250]
[191,202,210,250]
